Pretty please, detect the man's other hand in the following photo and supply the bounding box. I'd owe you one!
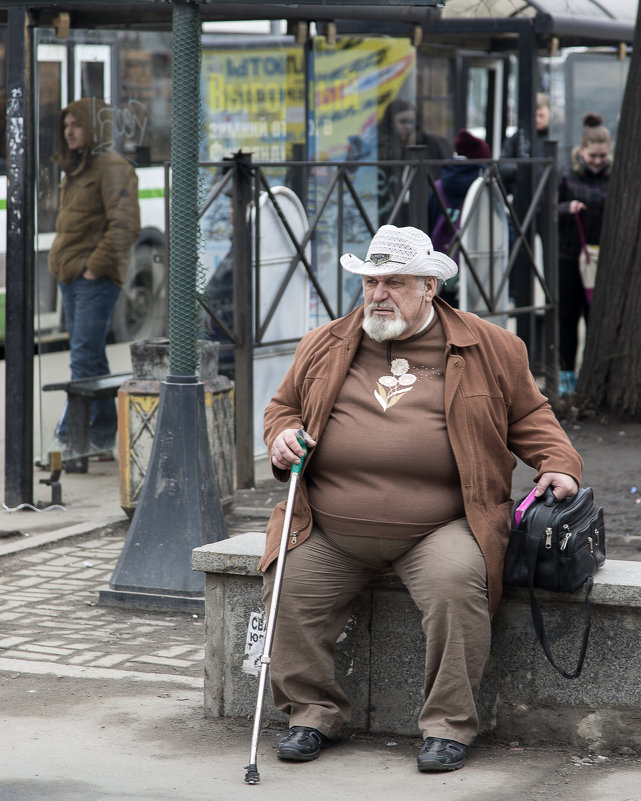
[535,472,579,501]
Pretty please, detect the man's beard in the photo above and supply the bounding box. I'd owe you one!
[362,301,408,342]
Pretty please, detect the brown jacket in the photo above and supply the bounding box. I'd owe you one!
[48,97,140,286]
[260,299,583,615]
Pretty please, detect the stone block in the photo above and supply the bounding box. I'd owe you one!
[369,587,423,735]
[193,534,641,751]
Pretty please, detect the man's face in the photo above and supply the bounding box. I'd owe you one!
[535,105,550,131]
[64,113,86,152]
[362,273,436,342]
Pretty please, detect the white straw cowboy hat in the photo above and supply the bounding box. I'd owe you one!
[340,224,458,282]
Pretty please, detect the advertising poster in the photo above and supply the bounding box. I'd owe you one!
[199,37,416,323]
[308,37,416,322]
[309,37,416,162]
[200,44,305,279]
[201,45,305,166]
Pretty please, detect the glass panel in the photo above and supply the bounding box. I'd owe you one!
[199,35,305,299]
[33,28,174,352]
[307,35,418,322]
[118,45,172,164]
[80,60,104,98]
[546,50,629,168]
[417,49,454,144]
[467,66,489,141]
[200,37,304,171]
[0,36,6,170]
[37,60,62,233]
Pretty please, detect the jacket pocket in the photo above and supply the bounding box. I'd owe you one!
[68,176,103,216]
[461,393,513,504]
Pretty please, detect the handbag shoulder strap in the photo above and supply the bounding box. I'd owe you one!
[574,210,590,259]
[435,179,449,208]
[525,527,592,680]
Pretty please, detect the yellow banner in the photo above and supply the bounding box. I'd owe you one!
[310,37,416,160]
[201,47,305,162]
[201,37,415,163]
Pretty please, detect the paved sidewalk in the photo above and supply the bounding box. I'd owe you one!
[0,528,204,683]
[0,471,285,684]
[3,348,641,799]
[3,500,641,801]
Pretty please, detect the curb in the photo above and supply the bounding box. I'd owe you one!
[0,513,127,558]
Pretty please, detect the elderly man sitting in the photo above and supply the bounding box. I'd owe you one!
[260,224,582,772]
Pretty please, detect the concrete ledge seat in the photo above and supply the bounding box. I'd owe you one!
[192,533,641,752]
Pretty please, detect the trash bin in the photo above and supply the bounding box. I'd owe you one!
[118,338,235,517]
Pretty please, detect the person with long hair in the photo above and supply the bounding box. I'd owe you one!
[377,98,450,226]
[557,112,612,394]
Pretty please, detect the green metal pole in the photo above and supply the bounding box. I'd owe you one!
[169,0,200,378]
[100,1,229,612]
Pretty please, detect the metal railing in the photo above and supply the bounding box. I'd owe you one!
[196,144,559,486]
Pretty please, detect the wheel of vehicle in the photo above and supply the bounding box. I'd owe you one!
[110,242,167,342]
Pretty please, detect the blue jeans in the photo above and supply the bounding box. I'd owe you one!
[55,276,121,448]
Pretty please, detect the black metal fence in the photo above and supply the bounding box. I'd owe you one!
[197,144,559,487]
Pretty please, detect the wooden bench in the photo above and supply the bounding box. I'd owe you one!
[43,372,133,473]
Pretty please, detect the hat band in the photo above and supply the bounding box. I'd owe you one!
[364,251,430,273]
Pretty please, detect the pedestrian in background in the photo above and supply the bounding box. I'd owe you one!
[557,112,612,394]
[48,97,140,457]
[377,98,450,226]
[428,129,491,306]
[499,93,551,351]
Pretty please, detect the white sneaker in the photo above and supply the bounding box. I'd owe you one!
[48,436,70,457]
[88,442,115,461]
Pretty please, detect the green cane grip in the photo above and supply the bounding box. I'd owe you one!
[291,430,308,476]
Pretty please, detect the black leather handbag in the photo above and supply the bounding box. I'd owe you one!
[503,486,605,679]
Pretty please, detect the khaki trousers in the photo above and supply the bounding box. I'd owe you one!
[262,518,490,745]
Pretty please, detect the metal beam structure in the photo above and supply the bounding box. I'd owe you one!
[100,1,229,611]
[337,12,635,49]
[0,1,442,28]
[4,7,35,508]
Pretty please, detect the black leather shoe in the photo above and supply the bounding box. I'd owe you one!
[417,737,468,772]
[277,726,331,762]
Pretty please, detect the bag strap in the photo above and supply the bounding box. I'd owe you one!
[525,527,592,679]
[434,179,450,210]
[574,210,591,262]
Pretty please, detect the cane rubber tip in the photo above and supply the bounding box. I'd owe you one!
[244,765,260,784]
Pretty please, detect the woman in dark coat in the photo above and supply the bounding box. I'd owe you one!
[557,112,612,392]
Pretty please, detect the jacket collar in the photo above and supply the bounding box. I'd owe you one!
[326,296,479,350]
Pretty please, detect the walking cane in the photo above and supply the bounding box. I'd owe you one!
[244,430,308,785]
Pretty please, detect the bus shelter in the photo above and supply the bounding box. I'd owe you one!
[1,0,636,511]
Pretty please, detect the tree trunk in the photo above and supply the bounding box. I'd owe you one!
[578,7,641,418]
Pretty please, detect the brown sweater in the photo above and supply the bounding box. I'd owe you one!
[307,314,464,537]
[261,299,583,614]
